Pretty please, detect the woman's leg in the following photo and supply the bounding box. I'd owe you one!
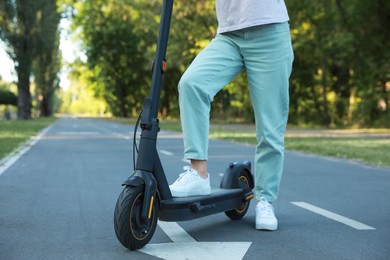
[179,34,244,165]
[170,34,245,197]
[243,23,294,202]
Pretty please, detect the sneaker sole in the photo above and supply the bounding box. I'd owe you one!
[256,222,278,231]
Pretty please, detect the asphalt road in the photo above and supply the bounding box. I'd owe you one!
[1,117,389,259]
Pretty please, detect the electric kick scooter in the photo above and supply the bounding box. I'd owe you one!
[114,0,254,250]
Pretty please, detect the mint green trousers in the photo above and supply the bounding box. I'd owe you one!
[178,22,294,202]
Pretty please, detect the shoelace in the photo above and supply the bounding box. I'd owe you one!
[172,166,197,186]
[257,197,274,217]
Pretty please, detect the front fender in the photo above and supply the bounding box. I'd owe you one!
[122,170,157,222]
[122,175,144,187]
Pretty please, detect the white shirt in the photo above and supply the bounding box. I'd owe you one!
[215,0,289,34]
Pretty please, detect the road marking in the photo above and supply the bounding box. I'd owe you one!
[139,221,251,260]
[160,150,174,156]
[56,131,100,135]
[87,122,131,140]
[291,202,375,230]
[158,221,196,242]
[0,126,52,176]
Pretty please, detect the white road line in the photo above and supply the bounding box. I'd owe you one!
[116,133,131,140]
[158,221,196,242]
[291,202,375,230]
[0,126,52,176]
[56,131,100,135]
[87,122,131,140]
[160,150,174,156]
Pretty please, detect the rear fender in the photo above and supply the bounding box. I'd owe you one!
[220,161,254,189]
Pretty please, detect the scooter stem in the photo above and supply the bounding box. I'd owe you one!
[149,0,174,118]
[136,0,174,173]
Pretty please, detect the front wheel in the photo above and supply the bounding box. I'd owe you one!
[114,186,158,250]
[225,170,252,220]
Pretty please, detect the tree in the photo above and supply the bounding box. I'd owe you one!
[0,1,39,119]
[68,0,389,126]
[33,0,62,117]
[72,0,153,117]
[287,0,389,127]
[59,63,107,116]
[0,0,63,119]
[334,0,390,126]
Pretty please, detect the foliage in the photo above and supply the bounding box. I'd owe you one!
[33,0,62,117]
[0,79,16,106]
[287,0,390,127]
[69,0,389,127]
[0,0,64,119]
[0,0,38,119]
[59,63,107,116]
[0,89,17,105]
[72,0,153,117]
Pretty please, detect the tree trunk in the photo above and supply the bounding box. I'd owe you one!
[320,65,330,126]
[40,95,52,117]
[16,64,32,120]
[14,5,34,120]
[119,90,128,118]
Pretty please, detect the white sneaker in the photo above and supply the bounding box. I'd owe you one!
[255,197,278,230]
[169,166,211,197]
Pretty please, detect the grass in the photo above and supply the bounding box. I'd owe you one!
[285,137,390,167]
[158,120,390,167]
[213,133,390,167]
[0,117,56,160]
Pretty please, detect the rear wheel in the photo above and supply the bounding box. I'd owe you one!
[225,171,252,220]
[114,186,158,250]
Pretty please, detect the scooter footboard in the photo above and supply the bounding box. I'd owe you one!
[158,188,245,221]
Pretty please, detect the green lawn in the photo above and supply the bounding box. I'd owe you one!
[159,120,390,167]
[211,131,389,167]
[0,118,56,160]
[285,137,389,167]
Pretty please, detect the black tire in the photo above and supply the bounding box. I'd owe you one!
[224,171,252,220]
[114,186,158,250]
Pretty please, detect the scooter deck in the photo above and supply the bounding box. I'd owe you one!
[159,188,251,221]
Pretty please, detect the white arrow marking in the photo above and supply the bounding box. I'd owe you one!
[157,221,196,242]
[139,221,252,260]
[292,202,375,230]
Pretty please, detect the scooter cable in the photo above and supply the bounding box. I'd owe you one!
[133,109,143,171]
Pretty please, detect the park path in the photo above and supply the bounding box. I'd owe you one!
[1,117,389,259]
